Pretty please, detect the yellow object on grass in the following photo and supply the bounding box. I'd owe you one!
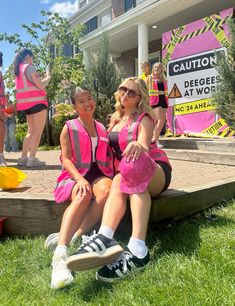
[0,167,26,190]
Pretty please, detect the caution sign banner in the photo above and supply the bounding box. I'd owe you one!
[162,7,234,137]
[173,98,215,116]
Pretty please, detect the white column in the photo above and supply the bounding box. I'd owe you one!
[138,23,149,75]
[82,49,89,67]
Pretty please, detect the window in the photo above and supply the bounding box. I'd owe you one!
[125,0,136,12]
[84,16,98,34]
[79,0,87,8]
[99,10,112,27]
[74,45,81,55]
[63,44,74,57]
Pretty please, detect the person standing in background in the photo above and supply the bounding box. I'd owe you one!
[0,51,7,166]
[139,61,151,83]
[4,93,19,152]
[146,62,168,147]
[14,48,50,167]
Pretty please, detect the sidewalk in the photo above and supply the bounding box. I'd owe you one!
[1,150,235,196]
[1,149,235,235]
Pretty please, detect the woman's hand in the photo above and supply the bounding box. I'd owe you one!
[122,141,145,161]
[75,177,92,197]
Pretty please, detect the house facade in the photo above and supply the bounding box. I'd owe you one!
[69,0,234,76]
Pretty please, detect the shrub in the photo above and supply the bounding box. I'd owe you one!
[15,123,28,149]
[51,103,76,145]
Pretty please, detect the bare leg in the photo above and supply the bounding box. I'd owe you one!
[28,110,47,157]
[101,174,128,232]
[129,165,165,241]
[129,192,151,241]
[58,185,92,246]
[153,107,167,141]
[76,177,112,236]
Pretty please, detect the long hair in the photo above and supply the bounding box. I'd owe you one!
[70,86,91,105]
[13,48,33,76]
[151,62,166,81]
[109,77,154,127]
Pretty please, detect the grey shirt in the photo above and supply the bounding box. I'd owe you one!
[25,65,37,83]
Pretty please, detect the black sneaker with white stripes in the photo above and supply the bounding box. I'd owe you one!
[96,247,150,282]
[66,233,123,271]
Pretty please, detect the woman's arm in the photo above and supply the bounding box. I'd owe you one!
[29,68,50,91]
[60,125,84,182]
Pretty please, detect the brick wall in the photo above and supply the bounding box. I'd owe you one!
[111,0,124,19]
[116,38,162,77]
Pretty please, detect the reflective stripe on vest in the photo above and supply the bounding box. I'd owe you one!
[119,112,171,168]
[66,118,114,177]
[16,64,47,105]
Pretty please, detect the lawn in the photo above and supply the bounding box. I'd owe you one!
[0,200,234,306]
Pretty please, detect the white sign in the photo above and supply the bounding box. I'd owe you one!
[167,48,226,106]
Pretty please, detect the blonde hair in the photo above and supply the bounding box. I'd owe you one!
[151,62,166,81]
[109,77,154,127]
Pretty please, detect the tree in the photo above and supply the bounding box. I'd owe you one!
[0,10,84,144]
[212,17,235,131]
[83,34,123,125]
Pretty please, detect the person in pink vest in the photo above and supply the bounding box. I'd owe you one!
[66,77,172,282]
[0,51,7,166]
[48,86,115,289]
[14,48,50,167]
[146,62,168,147]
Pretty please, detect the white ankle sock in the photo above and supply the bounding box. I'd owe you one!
[127,237,148,258]
[28,157,35,161]
[98,225,114,239]
[54,245,68,256]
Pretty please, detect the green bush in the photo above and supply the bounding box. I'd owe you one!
[51,103,76,145]
[15,123,28,149]
[15,122,48,149]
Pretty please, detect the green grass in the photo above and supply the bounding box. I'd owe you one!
[0,200,235,306]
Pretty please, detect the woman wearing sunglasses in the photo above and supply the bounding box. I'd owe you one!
[66,77,172,283]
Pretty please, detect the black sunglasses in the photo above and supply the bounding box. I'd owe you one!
[118,86,141,98]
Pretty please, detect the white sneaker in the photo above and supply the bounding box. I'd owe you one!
[51,253,74,289]
[26,157,45,168]
[17,157,28,166]
[0,155,6,167]
[45,233,60,252]
[45,232,80,252]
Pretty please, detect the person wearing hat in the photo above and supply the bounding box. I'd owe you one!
[66,77,172,282]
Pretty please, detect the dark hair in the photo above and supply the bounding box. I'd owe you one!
[0,52,3,67]
[70,86,91,105]
[13,48,33,76]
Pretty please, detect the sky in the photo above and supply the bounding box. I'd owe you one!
[0,0,79,72]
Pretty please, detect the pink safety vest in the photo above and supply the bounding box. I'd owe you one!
[148,75,168,107]
[118,112,172,169]
[57,118,114,182]
[15,63,48,111]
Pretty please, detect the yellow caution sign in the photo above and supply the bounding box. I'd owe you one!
[173,98,215,115]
